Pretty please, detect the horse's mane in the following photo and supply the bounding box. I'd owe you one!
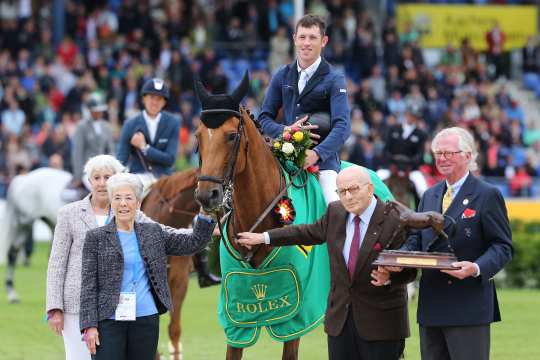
[151,168,198,199]
[240,106,274,152]
[243,107,264,134]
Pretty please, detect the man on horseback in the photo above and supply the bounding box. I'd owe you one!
[117,78,218,287]
[258,14,351,204]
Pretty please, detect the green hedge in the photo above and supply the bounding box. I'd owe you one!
[503,221,540,288]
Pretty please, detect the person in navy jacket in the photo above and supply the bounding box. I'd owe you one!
[117,78,180,178]
[258,14,351,204]
[116,78,219,288]
[389,127,513,360]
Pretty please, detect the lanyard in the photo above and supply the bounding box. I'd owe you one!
[129,232,142,293]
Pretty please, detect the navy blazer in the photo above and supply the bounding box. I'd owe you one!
[403,174,513,327]
[117,111,180,177]
[384,124,427,168]
[258,59,351,172]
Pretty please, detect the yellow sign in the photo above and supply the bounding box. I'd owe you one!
[397,5,537,51]
[506,200,540,222]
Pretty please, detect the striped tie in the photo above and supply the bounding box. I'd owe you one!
[442,185,453,213]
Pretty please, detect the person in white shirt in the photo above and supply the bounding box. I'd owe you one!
[258,14,351,205]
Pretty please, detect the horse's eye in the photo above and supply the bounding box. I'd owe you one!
[227,132,238,142]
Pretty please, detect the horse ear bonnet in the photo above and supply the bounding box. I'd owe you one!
[195,71,250,129]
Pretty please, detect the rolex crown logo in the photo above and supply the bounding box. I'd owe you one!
[251,284,267,301]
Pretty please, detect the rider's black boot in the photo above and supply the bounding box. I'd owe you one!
[193,249,221,288]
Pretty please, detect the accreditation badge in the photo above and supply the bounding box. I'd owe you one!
[115,292,136,321]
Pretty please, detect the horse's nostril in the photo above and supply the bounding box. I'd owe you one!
[210,188,220,200]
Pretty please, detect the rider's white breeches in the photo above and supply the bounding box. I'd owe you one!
[319,170,339,205]
[376,169,428,198]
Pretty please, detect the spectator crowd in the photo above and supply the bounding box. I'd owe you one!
[1,0,539,198]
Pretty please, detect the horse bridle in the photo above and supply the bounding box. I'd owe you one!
[196,108,249,262]
[197,108,246,213]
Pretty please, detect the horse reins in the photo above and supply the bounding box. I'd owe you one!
[135,148,153,173]
[197,108,247,262]
[135,144,198,217]
[155,187,198,216]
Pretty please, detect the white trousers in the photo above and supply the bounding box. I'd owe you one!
[62,313,91,360]
[319,170,339,205]
[376,169,428,198]
[135,172,158,199]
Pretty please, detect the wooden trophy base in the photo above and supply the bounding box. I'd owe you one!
[372,250,460,270]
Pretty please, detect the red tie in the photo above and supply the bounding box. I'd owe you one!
[347,216,361,278]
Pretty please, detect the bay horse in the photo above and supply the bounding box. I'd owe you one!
[194,73,309,360]
[141,168,200,360]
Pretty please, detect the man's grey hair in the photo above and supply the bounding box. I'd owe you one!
[431,127,478,172]
[106,173,143,201]
[84,155,125,180]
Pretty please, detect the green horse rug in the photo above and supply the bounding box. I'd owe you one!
[217,162,394,347]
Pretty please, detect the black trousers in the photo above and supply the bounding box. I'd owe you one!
[93,314,159,360]
[419,324,490,360]
[328,311,405,360]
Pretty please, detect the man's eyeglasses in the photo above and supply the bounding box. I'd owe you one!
[433,151,463,159]
[336,183,368,197]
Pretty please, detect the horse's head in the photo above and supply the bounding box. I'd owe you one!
[194,72,251,212]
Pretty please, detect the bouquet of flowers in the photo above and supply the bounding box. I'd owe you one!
[271,126,318,173]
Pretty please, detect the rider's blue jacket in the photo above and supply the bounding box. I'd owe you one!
[117,111,180,177]
[258,58,351,172]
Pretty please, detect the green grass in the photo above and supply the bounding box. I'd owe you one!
[1,243,539,359]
